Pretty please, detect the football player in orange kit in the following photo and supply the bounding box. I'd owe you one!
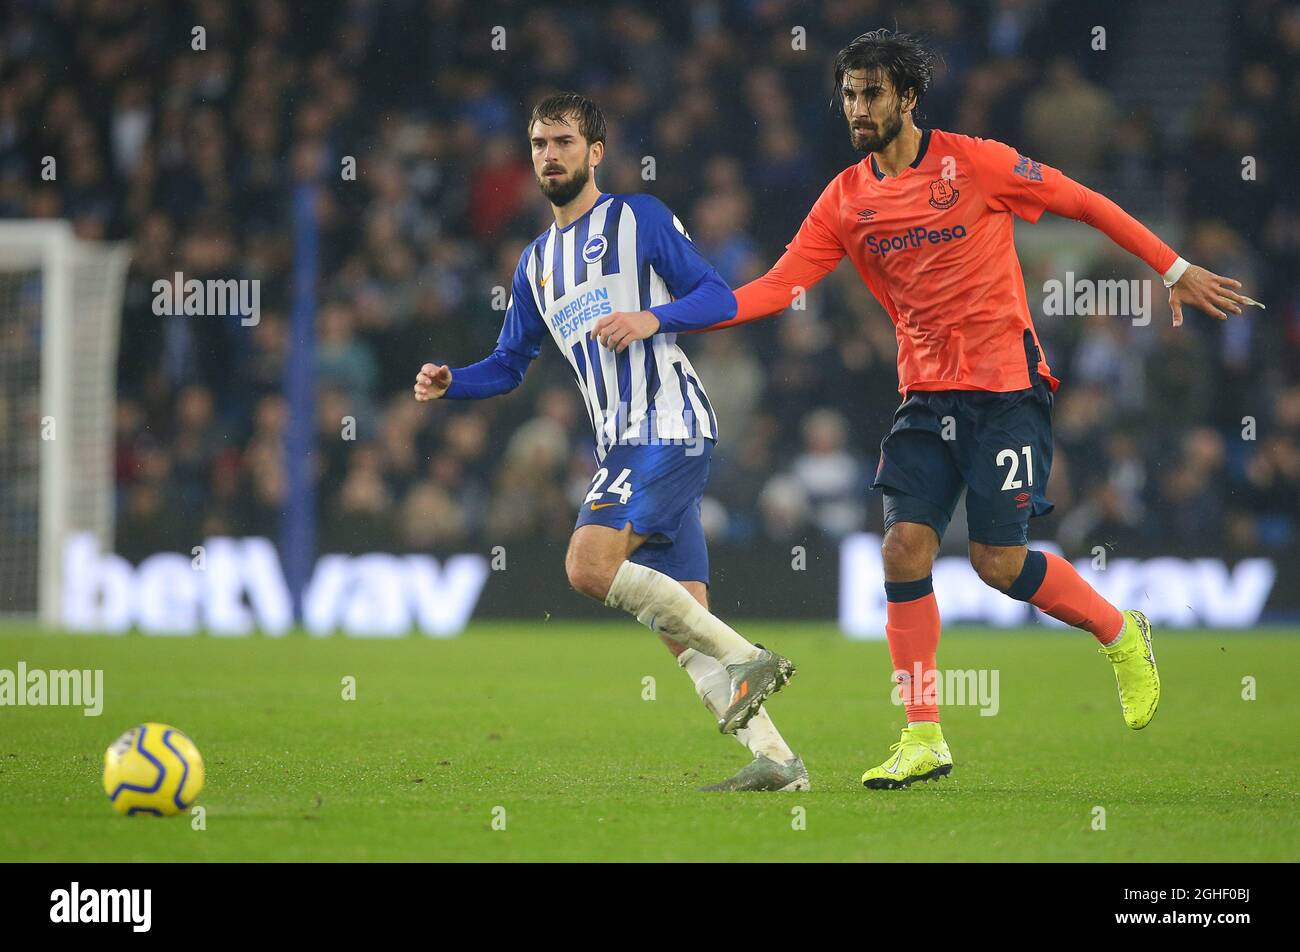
[692,30,1255,788]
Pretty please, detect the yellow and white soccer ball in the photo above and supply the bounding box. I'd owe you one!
[102,722,205,817]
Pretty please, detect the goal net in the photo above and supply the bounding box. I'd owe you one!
[0,222,131,625]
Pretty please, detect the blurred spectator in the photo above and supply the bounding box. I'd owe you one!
[785,408,870,539]
[1022,57,1117,177]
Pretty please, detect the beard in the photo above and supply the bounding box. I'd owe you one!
[849,105,904,154]
[537,158,591,208]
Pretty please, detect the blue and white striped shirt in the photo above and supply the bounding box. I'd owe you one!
[446,193,735,462]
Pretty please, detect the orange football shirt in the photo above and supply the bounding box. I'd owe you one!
[722,128,1178,395]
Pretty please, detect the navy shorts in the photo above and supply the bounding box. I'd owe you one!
[873,333,1055,546]
[574,438,712,583]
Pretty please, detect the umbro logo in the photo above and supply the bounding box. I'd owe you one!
[857,208,877,221]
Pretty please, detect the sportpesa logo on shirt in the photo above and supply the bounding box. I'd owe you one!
[866,224,969,260]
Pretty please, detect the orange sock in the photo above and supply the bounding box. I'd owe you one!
[1007,550,1124,644]
[884,577,941,723]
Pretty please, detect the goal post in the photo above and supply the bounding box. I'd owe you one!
[0,221,131,626]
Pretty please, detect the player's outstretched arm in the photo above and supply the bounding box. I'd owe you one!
[690,250,834,334]
[1019,160,1257,326]
[597,191,843,340]
[593,268,735,352]
[692,173,846,335]
[1046,179,1256,326]
[974,138,1259,326]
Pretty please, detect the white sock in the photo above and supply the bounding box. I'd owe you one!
[678,648,795,763]
[605,561,760,666]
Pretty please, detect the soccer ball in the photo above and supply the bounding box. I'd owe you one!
[102,722,205,817]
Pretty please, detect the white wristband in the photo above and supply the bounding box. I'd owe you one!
[1162,256,1190,289]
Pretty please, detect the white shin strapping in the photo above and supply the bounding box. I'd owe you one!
[605,561,757,667]
[678,648,794,763]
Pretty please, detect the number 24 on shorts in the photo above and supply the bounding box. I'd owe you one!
[585,467,634,507]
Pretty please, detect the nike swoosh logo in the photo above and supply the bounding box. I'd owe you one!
[590,502,618,510]
[540,271,553,287]
[885,751,904,774]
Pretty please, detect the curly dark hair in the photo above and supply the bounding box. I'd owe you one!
[831,29,939,113]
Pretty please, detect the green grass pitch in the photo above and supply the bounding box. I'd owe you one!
[1,621,1297,861]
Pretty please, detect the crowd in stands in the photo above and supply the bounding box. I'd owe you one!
[2,0,1296,563]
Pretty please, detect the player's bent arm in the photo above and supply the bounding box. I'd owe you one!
[430,246,547,393]
[414,346,532,402]
[443,346,532,399]
[691,249,834,334]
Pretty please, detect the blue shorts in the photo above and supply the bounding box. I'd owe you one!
[873,333,1055,546]
[574,439,713,583]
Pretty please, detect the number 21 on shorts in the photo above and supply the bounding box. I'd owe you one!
[997,445,1033,491]
[585,467,634,507]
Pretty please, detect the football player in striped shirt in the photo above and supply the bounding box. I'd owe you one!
[696,31,1254,789]
[414,93,807,792]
